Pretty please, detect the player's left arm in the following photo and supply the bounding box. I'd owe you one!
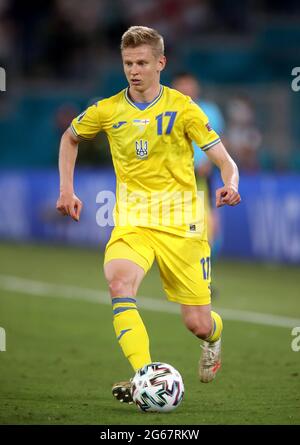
[205,141,241,208]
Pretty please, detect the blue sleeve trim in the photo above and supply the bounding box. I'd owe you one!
[70,124,92,141]
[202,138,221,151]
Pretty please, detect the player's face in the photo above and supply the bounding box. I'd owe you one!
[122,44,166,93]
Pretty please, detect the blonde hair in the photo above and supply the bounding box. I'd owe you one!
[121,26,164,57]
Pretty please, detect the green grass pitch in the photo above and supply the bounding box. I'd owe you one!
[0,242,299,425]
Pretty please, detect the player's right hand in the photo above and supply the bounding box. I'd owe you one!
[56,192,83,222]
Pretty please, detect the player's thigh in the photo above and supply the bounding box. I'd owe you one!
[155,234,212,306]
[104,235,155,297]
[104,258,145,297]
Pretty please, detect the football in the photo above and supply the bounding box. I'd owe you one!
[131,362,184,413]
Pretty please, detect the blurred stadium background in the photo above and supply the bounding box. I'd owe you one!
[0,0,300,425]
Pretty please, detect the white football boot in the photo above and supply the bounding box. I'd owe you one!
[112,380,133,404]
[199,338,222,383]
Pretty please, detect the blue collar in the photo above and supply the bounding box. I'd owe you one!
[125,85,164,110]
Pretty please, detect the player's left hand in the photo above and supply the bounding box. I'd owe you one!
[216,185,241,208]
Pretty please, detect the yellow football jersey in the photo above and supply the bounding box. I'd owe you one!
[71,85,220,238]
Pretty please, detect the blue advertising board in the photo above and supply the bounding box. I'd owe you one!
[0,169,299,263]
[214,173,300,263]
[0,168,115,248]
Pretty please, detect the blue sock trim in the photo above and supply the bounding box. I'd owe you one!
[212,319,216,334]
[113,307,137,315]
[112,297,136,305]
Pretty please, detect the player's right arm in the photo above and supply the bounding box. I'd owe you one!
[56,128,83,222]
[56,101,103,221]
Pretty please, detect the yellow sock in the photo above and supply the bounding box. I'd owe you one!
[112,297,151,372]
[206,311,223,343]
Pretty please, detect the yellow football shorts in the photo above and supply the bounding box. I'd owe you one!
[104,227,211,306]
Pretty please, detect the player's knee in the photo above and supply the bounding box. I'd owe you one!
[184,318,212,339]
[108,278,134,297]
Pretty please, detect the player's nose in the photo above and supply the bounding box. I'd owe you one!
[130,64,139,75]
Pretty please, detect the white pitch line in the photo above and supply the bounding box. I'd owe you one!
[0,274,299,329]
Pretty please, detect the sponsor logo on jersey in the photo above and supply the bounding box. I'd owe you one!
[112,121,127,129]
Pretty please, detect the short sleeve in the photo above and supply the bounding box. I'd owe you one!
[71,102,102,140]
[184,98,220,151]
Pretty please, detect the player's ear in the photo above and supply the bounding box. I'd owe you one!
[158,55,166,72]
